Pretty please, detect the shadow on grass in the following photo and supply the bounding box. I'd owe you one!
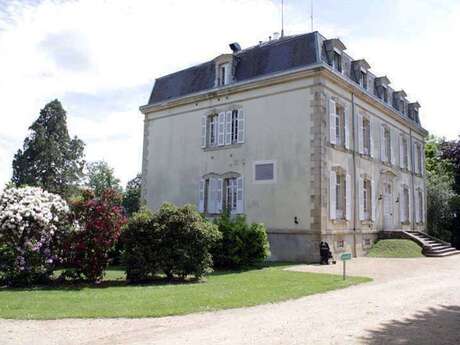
[0,263,292,292]
[361,305,460,345]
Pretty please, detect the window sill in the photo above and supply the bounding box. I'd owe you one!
[203,143,242,152]
[400,221,410,225]
[359,153,373,161]
[330,144,352,154]
[360,220,373,225]
[332,218,349,224]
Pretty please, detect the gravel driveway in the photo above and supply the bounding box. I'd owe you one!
[2,256,460,345]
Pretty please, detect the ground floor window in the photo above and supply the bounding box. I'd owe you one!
[198,174,244,214]
[400,186,410,223]
[362,179,372,220]
[330,169,350,221]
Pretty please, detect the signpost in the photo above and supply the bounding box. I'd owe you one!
[339,252,352,280]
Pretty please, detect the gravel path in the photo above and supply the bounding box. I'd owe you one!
[2,256,460,345]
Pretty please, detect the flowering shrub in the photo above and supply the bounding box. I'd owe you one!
[0,187,71,286]
[64,189,127,283]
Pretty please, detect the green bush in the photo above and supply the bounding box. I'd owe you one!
[212,214,270,269]
[121,208,161,282]
[123,203,221,282]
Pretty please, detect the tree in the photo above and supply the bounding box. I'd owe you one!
[122,174,142,216]
[85,161,122,198]
[425,136,455,242]
[12,100,85,198]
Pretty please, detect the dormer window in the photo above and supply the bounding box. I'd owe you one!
[360,71,367,89]
[218,63,231,86]
[399,100,405,114]
[333,52,342,73]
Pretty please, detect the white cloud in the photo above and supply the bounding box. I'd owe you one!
[0,0,280,186]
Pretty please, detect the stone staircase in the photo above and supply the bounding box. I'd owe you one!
[405,231,460,257]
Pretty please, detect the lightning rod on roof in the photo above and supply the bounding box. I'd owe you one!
[310,0,314,32]
[281,0,285,38]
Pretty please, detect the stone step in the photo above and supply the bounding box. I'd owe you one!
[425,250,460,257]
[427,247,457,254]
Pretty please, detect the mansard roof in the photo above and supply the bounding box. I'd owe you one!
[146,32,422,127]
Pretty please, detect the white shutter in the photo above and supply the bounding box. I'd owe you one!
[329,171,337,220]
[390,130,397,166]
[399,186,404,223]
[201,115,207,148]
[207,178,216,214]
[237,110,245,144]
[407,140,412,172]
[380,125,386,162]
[344,106,350,150]
[225,111,232,145]
[216,178,223,213]
[217,112,225,146]
[345,174,352,220]
[370,119,375,158]
[329,99,337,145]
[413,142,418,174]
[358,177,364,221]
[236,176,244,214]
[408,188,412,223]
[358,113,364,154]
[421,147,425,176]
[198,179,205,212]
[399,135,404,169]
[415,188,420,223]
[371,179,376,222]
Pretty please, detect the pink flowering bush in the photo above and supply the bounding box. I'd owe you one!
[63,189,127,283]
[0,187,71,286]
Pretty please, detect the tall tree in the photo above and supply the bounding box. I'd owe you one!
[122,174,142,216]
[85,161,122,197]
[12,99,85,197]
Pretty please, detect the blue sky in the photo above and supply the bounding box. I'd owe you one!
[0,0,459,187]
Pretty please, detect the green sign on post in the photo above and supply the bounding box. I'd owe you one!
[339,252,352,280]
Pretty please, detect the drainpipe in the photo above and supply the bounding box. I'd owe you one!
[409,127,416,232]
[351,93,358,257]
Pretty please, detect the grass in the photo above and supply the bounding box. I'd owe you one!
[0,265,371,320]
[367,239,424,258]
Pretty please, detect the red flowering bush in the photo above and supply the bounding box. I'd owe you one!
[64,189,127,283]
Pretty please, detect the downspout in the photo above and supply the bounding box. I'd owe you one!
[351,92,358,257]
[409,127,416,232]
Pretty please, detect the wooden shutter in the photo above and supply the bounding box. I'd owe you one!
[217,112,225,146]
[370,119,375,158]
[201,115,207,148]
[390,130,397,166]
[216,178,223,213]
[344,106,350,150]
[371,179,376,222]
[225,111,232,145]
[399,135,404,169]
[237,110,245,143]
[198,179,205,212]
[358,177,364,221]
[329,99,337,145]
[358,113,364,154]
[380,125,386,162]
[399,186,404,223]
[329,171,337,220]
[346,174,352,220]
[236,176,244,214]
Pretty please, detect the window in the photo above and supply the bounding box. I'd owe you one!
[383,126,391,163]
[337,239,344,248]
[332,52,342,72]
[218,63,231,86]
[336,173,346,219]
[399,100,405,114]
[207,114,218,147]
[364,238,372,247]
[362,117,371,156]
[416,143,423,174]
[198,175,244,214]
[401,136,409,170]
[254,161,276,183]
[329,99,348,148]
[400,186,410,223]
[201,110,244,149]
[383,87,388,103]
[417,189,424,223]
[363,179,371,220]
[360,71,367,89]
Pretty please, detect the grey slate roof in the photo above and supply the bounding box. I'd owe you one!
[146,31,422,127]
[148,32,318,104]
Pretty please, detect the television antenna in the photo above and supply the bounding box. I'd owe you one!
[281,0,285,38]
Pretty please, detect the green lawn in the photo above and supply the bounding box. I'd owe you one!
[367,239,424,258]
[0,265,370,320]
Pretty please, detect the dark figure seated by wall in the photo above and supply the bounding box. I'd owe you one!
[320,241,332,265]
